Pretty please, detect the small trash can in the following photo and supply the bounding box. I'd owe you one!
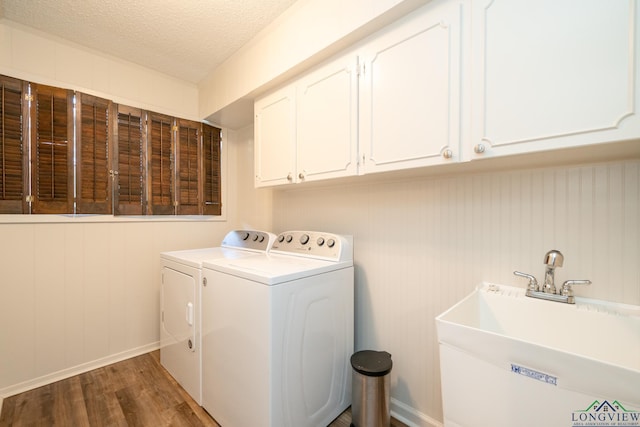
[350,350,393,427]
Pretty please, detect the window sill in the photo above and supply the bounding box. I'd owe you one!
[0,214,227,224]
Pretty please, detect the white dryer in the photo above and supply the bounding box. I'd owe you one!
[201,231,354,427]
[160,229,275,405]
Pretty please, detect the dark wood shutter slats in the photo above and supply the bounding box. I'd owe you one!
[115,105,146,215]
[202,123,221,215]
[176,119,200,215]
[0,76,26,213]
[148,113,174,215]
[31,84,73,214]
[0,74,223,217]
[77,93,112,214]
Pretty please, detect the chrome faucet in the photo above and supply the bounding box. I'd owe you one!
[542,249,563,294]
[514,250,591,304]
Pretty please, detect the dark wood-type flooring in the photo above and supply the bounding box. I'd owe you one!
[0,351,408,427]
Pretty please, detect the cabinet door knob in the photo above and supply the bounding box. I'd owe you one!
[442,149,453,159]
[298,172,305,180]
[287,173,293,181]
[474,144,486,154]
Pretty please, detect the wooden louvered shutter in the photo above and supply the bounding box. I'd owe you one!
[114,105,146,215]
[30,84,73,214]
[76,93,113,214]
[148,112,174,215]
[0,75,28,214]
[202,123,221,215]
[176,119,200,215]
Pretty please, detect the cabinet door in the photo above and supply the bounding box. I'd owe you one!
[470,0,639,158]
[359,0,462,174]
[254,86,296,187]
[296,55,359,182]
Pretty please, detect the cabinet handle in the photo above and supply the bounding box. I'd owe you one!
[287,173,293,181]
[474,144,486,154]
[298,172,305,180]
[442,149,453,159]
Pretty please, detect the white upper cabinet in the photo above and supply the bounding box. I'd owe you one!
[296,56,359,183]
[254,86,296,187]
[254,55,358,187]
[469,0,640,159]
[359,0,463,173]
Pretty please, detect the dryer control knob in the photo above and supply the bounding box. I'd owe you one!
[327,238,336,248]
[252,234,259,241]
[300,234,310,245]
[286,235,293,243]
[317,237,325,246]
[278,235,285,243]
[241,232,250,240]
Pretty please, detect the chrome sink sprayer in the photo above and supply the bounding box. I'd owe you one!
[514,250,591,304]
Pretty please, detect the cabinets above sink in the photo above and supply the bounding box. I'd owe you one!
[254,0,640,188]
[468,0,640,159]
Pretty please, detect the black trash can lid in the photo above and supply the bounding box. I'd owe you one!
[351,350,392,377]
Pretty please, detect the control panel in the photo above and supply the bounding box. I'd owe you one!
[221,230,276,252]
[271,231,353,261]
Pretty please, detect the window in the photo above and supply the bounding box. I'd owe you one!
[148,112,174,215]
[0,73,222,216]
[0,75,26,214]
[76,93,113,214]
[177,118,201,215]
[202,122,222,215]
[115,105,146,215]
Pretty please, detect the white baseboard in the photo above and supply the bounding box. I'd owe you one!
[391,398,444,427]
[0,342,159,400]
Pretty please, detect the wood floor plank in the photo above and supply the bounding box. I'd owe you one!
[50,376,91,426]
[0,351,406,427]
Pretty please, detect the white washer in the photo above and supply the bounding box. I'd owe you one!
[160,229,276,405]
[201,231,354,427]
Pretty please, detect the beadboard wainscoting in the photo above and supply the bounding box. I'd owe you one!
[272,159,640,426]
[0,220,228,397]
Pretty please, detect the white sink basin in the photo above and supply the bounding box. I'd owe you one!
[436,283,640,427]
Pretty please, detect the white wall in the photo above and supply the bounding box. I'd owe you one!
[270,159,640,426]
[0,21,274,400]
[0,19,199,120]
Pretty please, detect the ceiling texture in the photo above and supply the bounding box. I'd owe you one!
[0,0,299,83]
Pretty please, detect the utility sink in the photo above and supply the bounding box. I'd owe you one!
[436,283,640,427]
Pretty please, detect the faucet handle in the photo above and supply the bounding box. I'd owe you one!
[561,279,591,297]
[514,271,539,292]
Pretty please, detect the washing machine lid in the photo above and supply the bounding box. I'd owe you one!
[202,253,353,285]
[161,247,255,269]
[160,229,277,268]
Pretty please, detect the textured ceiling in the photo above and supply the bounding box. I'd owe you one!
[0,0,299,83]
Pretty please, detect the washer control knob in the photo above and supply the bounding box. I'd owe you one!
[317,237,325,246]
[258,235,265,243]
[327,238,336,248]
[278,235,285,243]
[241,232,250,240]
[300,234,310,245]
[252,234,259,241]
[286,235,293,243]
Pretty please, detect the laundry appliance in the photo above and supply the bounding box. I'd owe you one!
[201,230,354,427]
[160,229,276,405]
